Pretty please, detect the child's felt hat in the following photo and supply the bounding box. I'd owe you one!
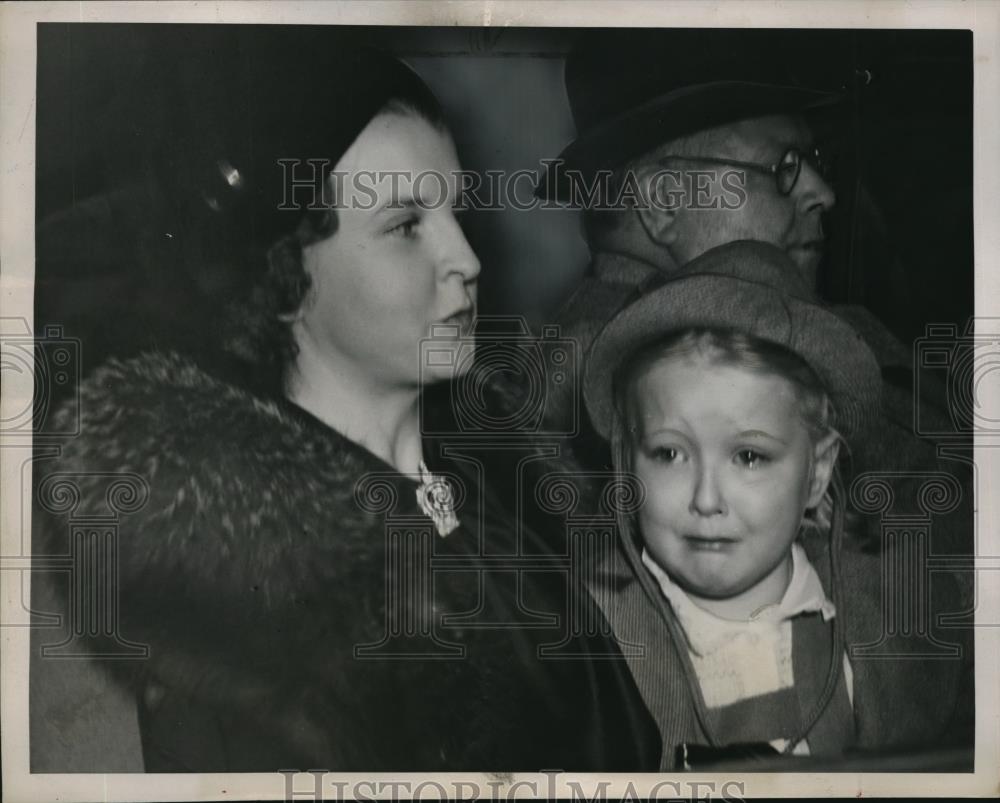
[583,240,882,440]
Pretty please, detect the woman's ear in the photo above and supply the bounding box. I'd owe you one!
[277,293,308,324]
[806,431,841,508]
[276,240,315,324]
[634,165,681,247]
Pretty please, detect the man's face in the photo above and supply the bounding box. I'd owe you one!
[666,114,835,286]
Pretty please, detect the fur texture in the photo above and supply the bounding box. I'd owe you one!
[32,352,660,771]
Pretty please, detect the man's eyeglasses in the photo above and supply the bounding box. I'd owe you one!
[657,147,832,196]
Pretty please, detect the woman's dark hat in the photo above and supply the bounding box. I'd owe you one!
[537,29,846,202]
[149,25,439,249]
[583,240,882,441]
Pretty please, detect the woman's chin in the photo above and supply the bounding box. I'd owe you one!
[419,360,469,386]
[418,335,475,384]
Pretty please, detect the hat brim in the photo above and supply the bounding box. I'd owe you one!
[583,273,881,441]
[537,81,844,202]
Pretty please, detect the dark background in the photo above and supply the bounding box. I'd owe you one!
[35,24,973,382]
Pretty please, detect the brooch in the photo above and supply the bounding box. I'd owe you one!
[416,460,460,538]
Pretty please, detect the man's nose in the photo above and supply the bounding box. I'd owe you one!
[690,464,727,517]
[795,159,836,213]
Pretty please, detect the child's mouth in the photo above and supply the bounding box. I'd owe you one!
[683,535,738,552]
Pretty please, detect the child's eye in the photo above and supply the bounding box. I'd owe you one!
[387,216,420,238]
[735,449,768,469]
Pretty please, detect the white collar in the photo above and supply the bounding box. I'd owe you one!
[641,542,837,657]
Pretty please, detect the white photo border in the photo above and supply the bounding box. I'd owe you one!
[2,1,998,800]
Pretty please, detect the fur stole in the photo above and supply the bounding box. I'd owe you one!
[33,351,658,771]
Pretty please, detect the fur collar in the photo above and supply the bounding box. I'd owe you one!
[36,351,644,770]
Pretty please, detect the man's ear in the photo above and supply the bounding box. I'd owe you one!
[634,164,681,247]
[806,431,841,508]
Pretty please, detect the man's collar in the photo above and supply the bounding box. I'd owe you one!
[589,225,681,283]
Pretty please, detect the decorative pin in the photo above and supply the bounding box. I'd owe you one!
[416,460,459,537]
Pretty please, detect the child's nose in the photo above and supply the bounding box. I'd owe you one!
[690,466,727,517]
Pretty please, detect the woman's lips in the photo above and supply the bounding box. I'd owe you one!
[440,308,474,335]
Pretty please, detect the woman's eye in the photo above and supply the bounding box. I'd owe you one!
[650,446,681,463]
[387,217,420,238]
[736,449,768,469]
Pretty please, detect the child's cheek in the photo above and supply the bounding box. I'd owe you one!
[637,495,684,553]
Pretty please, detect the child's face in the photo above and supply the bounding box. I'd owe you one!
[630,352,835,609]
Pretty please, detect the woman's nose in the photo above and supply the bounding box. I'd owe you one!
[690,465,727,517]
[440,214,481,284]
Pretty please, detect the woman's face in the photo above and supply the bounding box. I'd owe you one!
[295,111,479,387]
[629,352,836,611]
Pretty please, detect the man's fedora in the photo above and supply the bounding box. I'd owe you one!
[537,29,847,202]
